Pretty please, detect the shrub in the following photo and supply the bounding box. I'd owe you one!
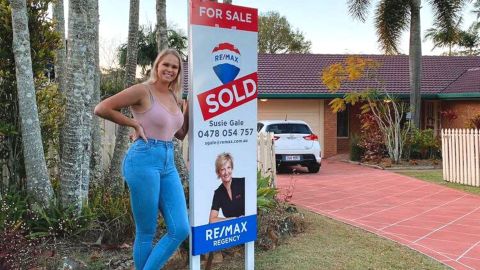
[257,171,278,212]
[405,128,440,160]
[0,226,42,269]
[358,113,386,162]
[86,187,135,244]
[466,114,480,129]
[349,133,364,161]
[257,204,305,250]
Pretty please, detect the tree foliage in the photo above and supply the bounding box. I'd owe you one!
[347,0,469,128]
[322,57,410,164]
[258,11,311,54]
[118,25,188,75]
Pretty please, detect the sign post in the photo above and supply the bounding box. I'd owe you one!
[188,1,258,269]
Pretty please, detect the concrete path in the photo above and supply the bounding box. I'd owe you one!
[276,160,480,270]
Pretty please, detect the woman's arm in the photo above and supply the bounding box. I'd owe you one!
[175,100,189,140]
[94,84,148,141]
[209,210,236,223]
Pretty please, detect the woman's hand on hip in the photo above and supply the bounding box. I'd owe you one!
[131,122,148,142]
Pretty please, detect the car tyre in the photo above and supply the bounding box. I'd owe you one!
[308,164,320,173]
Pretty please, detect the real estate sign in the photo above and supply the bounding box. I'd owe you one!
[188,0,258,259]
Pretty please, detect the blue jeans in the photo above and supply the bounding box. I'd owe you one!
[122,139,189,270]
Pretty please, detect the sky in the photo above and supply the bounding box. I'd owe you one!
[93,0,478,67]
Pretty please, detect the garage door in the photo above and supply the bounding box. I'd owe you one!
[258,99,324,155]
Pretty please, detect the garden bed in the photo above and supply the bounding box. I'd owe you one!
[345,158,442,170]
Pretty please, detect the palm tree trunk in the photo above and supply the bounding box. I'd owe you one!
[53,0,66,94]
[409,0,422,128]
[108,0,139,195]
[156,0,167,52]
[60,0,95,211]
[89,0,103,189]
[10,0,53,207]
[156,0,190,192]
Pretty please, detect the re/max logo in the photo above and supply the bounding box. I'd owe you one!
[205,221,247,240]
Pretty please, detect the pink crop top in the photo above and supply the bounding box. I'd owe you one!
[131,84,184,141]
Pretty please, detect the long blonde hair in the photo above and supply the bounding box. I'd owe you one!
[146,49,183,95]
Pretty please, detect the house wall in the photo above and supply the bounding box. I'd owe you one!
[441,101,480,128]
[323,100,337,157]
[337,104,363,154]
[257,99,328,157]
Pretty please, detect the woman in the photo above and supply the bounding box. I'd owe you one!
[209,153,245,223]
[94,49,189,270]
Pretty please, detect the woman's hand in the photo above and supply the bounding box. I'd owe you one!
[131,122,148,142]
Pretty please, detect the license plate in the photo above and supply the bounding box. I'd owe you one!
[285,155,300,161]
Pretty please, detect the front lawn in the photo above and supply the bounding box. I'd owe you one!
[213,208,448,270]
[396,169,480,195]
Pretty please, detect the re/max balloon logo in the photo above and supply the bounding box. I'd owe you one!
[196,43,257,121]
[212,43,241,84]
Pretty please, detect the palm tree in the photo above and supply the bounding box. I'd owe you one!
[90,0,103,187]
[473,0,480,19]
[10,0,53,207]
[347,0,467,128]
[53,0,66,94]
[60,0,96,210]
[108,0,139,194]
[156,0,167,51]
[424,19,462,55]
[155,0,190,194]
[458,23,480,55]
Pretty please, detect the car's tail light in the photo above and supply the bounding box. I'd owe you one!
[273,136,280,141]
[303,134,318,141]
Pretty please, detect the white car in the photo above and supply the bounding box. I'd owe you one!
[257,120,322,173]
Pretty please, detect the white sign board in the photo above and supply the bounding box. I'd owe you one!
[188,0,258,260]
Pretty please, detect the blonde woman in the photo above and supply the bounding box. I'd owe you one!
[94,49,189,269]
[209,153,245,223]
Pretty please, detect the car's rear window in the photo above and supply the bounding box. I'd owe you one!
[265,123,312,134]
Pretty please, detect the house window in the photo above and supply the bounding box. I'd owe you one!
[337,107,349,137]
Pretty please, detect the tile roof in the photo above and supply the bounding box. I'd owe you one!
[183,54,480,98]
[441,67,480,94]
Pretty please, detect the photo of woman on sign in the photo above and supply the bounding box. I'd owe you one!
[209,152,245,223]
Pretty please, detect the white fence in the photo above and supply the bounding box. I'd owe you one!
[441,129,480,187]
[257,132,276,185]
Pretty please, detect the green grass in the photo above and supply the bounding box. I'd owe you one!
[214,209,448,270]
[396,169,480,195]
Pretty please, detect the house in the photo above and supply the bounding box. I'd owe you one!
[255,54,480,158]
[183,54,480,158]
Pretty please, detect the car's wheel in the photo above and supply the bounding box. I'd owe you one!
[308,164,320,173]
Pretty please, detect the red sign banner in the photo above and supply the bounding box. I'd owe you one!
[190,0,258,32]
[197,72,258,120]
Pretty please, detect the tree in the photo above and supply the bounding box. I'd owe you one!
[53,0,66,94]
[0,0,59,194]
[258,11,311,54]
[118,25,188,73]
[322,57,411,164]
[156,0,189,194]
[156,0,167,52]
[424,19,462,55]
[10,0,53,206]
[473,0,480,19]
[347,0,468,128]
[457,24,480,55]
[107,0,139,194]
[60,0,96,210]
[89,0,103,188]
